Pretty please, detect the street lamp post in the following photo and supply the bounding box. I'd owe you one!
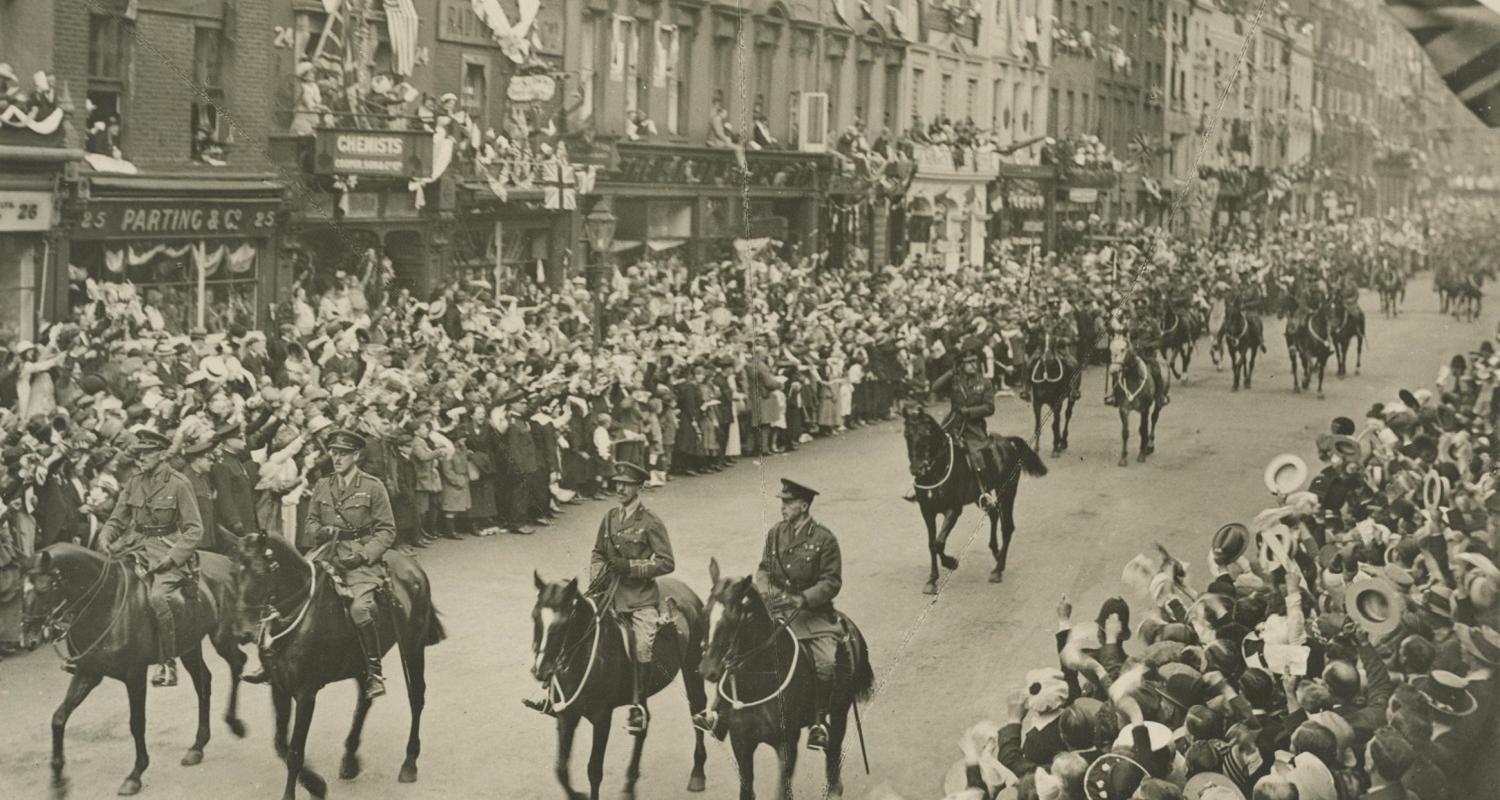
[583,199,617,347]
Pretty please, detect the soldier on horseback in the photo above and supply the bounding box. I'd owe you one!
[928,337,1006,509]
[97,428,203,688]
[1019,297,1082,403]
[1107,302,1171,407]
[248,429,396,699]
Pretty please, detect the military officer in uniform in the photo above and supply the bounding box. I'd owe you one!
[908,338,1003,508]
[97,428,204,687]
[755,479,845,750]
[288,429,396,699]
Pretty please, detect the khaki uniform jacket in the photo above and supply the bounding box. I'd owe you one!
[755,515,842,638]
[97,462,203,571]
[589,503,674,611]
[303,469,396,584]
[932,369,995,448]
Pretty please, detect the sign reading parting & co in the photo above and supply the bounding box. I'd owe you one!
[74,200,281,239]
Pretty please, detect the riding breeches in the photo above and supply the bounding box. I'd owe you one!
[624,606,662,663]
[799,634,838,681]
[147,565,191,658]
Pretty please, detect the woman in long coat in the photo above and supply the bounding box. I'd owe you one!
[438,424,472,536]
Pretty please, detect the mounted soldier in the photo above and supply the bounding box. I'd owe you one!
[1108,302,1171,408]
[97,427,204,688]
[917,337,1005,509]
[244,429,397,698]
[1019,297,1082,404]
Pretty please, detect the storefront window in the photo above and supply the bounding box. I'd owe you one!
[72,239,259,333]
[0,236,39,343]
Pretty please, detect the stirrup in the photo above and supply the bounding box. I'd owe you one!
[364,673,386,699]
[691,709,719,733]
[522,691,556,716]
[152,661,178,688]
[978,490,997,510]
[624,704,650,735]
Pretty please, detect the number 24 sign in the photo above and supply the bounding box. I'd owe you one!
[0,191,53,232]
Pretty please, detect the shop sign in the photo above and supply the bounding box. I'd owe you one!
[507,74,556,103]
[438,0,495,46]
[314,129,433,177]
[1021,220,1045,233]
[1067,187,1099,203]
[0,191,53,232]
[75,200,280,239]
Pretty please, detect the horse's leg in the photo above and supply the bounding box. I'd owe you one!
[1049,399,1063,456]
[586,709,612,800]
[1355,328,1364,374]
[935,507,962,571]
[622,718,648,800]
[1118,408,1130,468]
[1136,404,1150,462]
[995,486,1018,580]
[731,735,757,800]
[1316,358,1327,399]
[1032,397,1044,451]
[1289,345,1301,392]
[556,714,585,800]
[339,679,373,780]
[271,685,292,761]
[1061,393,1075,451]
[824,703,850,800]
[284,691,327,800]
[398,638,427,783]
[119,666,149,796]
[211,633,247,738]
[775,736,800,800]
[49,669,103,792]
[1230,348,1241,391]
[179,642,212,766]
[921,506,939,595]
[1246,347,1256,389]
[682,662,709,792]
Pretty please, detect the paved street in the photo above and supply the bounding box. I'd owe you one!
[0,281,1489,800]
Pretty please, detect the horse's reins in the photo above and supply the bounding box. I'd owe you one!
[543,596,603,713]
[1030,333,1064,384]
[1118,356,1149,405]
[32,558,130,666]
[911,428,956,492]
[714,609,801,710]
[256,556,319,649]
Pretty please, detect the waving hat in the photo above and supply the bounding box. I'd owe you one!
[1422,471,1451,510]
[1345,575,1403,638]
[1084,752,1148,800]
[1264,453,1309,495]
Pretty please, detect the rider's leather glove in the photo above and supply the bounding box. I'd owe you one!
[607,553,630,574]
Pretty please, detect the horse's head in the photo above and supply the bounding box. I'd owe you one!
[530,571,588,683]
[22,545,105,642]
[1108,333,1134,369]
[699,557,771,683]
[230,532,297,643]
[900,402,945,477]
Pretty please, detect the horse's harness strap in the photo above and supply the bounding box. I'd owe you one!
[260,558,319,649]
[546,596,602,713]
[718,626,801,710]
[912,432,956,492]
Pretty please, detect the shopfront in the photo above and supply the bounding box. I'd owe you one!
[70,173,284,332]
[990,164,1054,260]
[903,145,998,270]
[0,143,77,342]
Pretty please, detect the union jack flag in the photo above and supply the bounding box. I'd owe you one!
[1385,0,1500,126]
[541,160,576,210]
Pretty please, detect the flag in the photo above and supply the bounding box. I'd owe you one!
[1384,0,1500,125]
[384,0,420,76]
[541,160,576,210]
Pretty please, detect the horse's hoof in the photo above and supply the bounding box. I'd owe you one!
[180,748,204,767]
[299,768,328,798]
[225,717,247,738]
[398,761,418,783]
[340,753,361,780]
[1137,454,1147,463]
[117,778,142,796]
[1231,385,1238,392]
[988,567,1004,583]
[939,553,959,571]
[1117,458,1128,467]
[922,580,938,595]
[687,774,706,792]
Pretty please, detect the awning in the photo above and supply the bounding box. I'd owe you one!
[85,171,283,196]
[609,240,643,253]
[647,239,685,252]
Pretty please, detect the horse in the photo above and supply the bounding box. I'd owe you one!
[1159,307,1201,380]
[23,543,247,797]
[530,572,709,800]
[1327,300,1366,378]
[1286,309,1333,398]
[699,559,874,800]
[1108,334,1163,467]
[900,405,1048,594]
[1376,267,1404,317]
[1026,332,1079,456]
[229,533,445,800]
[1217,304,1265,392]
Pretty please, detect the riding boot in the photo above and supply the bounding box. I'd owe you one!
[902,483,919,502]
[241,655,269,685]
[978,450,1001,510]
[152,606,178,688]
[805,675,833,751]
[623,627,649,736]
[355,621,386,700]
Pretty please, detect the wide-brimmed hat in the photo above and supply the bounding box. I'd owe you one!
[1422,471,1451,509]
[1264,453,1308,495]
[1345,575,1403,638]
[1083,752,1148,800]
[1212,523,1249,566]
[1184,772,1246,800]
[1418,670,1477,717]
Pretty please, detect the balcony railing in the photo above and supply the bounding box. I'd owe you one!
[605,141,833,191]
[910,143,1002,176]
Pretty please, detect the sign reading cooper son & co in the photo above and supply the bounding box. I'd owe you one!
[314,129,433,177]
[75,200,281,239]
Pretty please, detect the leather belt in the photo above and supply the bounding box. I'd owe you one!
[333,528,369,542]
[137,525,174,537]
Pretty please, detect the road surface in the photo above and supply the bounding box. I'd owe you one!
[0,282,1485,800]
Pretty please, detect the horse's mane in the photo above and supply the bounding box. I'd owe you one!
[261,534,309,569]
[43,542,105,564]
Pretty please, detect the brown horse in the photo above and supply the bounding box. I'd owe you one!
[24,543,247,797]
[1108,334,1163,466]
[1328,301,1366,378]
[901,406,1048,594]
[230,533,445,800]
[1286,309,1333,398]
[699,558,874,800]
[530,572,709,800]
[1217,304,1266,392]
[1159,307,1202,380]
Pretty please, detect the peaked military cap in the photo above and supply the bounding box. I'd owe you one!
[130,427,172,452]
[325,429,367,453]
[777,478,819,503]
[610,462,650,485]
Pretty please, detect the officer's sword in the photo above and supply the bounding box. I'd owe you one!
[850,698,870,774]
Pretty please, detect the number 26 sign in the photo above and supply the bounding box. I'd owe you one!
[0,191,54,232]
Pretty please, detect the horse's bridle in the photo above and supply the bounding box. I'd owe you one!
[535,596,602,713]
[246,547,320,650]
[710,600,800,710]
[908,421,956,492]
[26,559,128,666]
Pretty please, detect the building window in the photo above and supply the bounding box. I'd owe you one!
[827,54,845,128]
[580,16,598,122]
[670,24,690,135]
[885,65,901,129]
[940,73,952,117]
[966,78,978,122]
[612,16,641,115]
[1048,88,1058,135]
[912,68,925,122]
[856,59,873,123]
[635,19,653,119]
[713,25,736,114]
[462,61,487,128]
[191,26,229,163]
[992,79,1003,130]
[88,13,128,148]
[1065,90,1075,131]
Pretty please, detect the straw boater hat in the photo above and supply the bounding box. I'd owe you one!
[1345,575,1403,638]
[1264,453,1308,495]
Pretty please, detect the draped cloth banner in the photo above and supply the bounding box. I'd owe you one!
[103,241,258,275]
[1384,0,1500,125]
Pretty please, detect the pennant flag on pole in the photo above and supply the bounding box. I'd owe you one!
[1384,0,1500,125]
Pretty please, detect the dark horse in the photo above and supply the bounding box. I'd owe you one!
[1327,300,1366,378]
[1108,334,1163,466]
[24,543,247,797]
[1026,331,1079,456]
[1376,266,1405,318]
[699,559,874,800]
[900,405,1048,594]
[1217,304,1266,392]
[1159,307,1201,380]
[230,533,445,800]
[1286,309,1333,398]
[530,572,709,800]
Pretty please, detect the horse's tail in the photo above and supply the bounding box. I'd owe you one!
[424,603,447,646]
[1005,436,1049,478]
[848,625,876,704]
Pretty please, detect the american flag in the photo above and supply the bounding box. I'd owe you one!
[1384,0,1500,126]
[384,0,420,77]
